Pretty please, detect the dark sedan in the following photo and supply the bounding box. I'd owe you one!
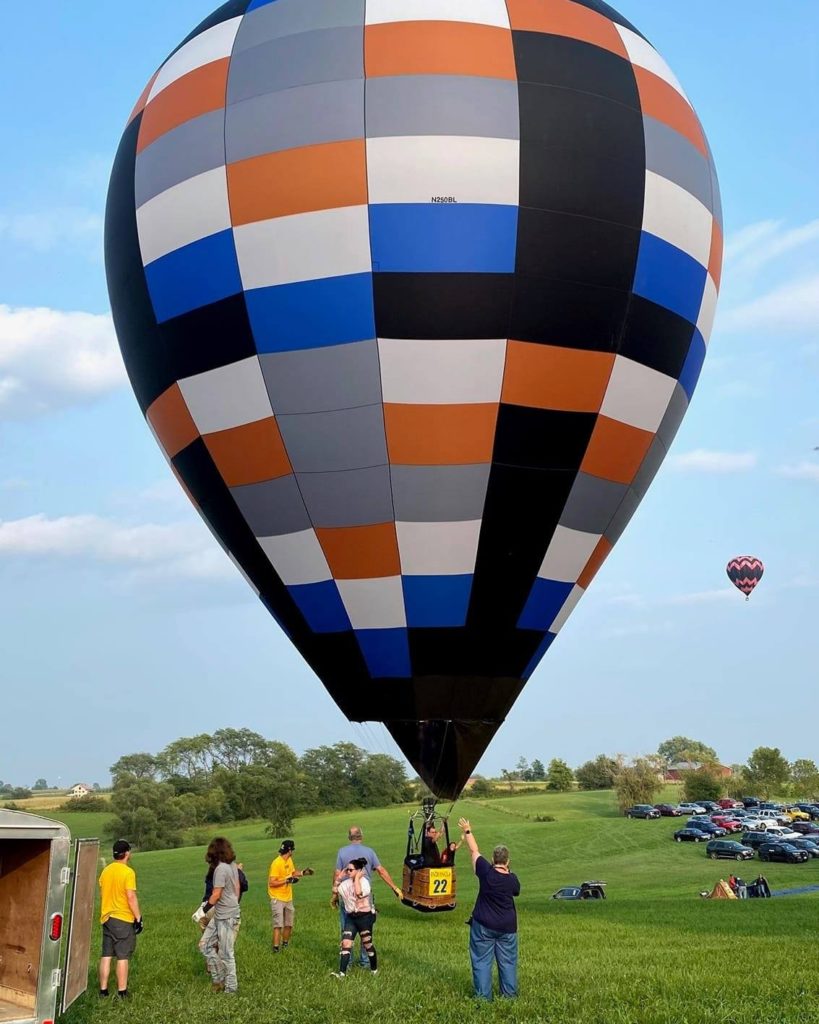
[686,820,727,837]
[654,804,682,817]
[674,828,708,843]
[759,843,809,864]
[789,821,819,837]
[787,839,819,859]
[740,831,775,850]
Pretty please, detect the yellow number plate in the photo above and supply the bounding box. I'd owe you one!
[428,868,452,896]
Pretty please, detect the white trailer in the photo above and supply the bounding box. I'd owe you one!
[0,810,98,1024]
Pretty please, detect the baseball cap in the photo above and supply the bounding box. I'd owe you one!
[113,839,131,856]
[279,839,296,854]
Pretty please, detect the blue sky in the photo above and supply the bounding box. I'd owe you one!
[1,2,817,788]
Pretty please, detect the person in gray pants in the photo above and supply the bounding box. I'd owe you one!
[199,837,241,994]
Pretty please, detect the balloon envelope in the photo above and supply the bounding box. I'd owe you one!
[105,0,721,798]
[726,556,764,598]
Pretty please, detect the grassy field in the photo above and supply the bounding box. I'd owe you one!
[56,790,819,1024]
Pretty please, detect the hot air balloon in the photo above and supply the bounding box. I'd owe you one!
[726,556,764,600]
[105,0,722,799]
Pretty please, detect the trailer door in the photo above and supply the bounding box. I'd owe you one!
[60,839,99,1014]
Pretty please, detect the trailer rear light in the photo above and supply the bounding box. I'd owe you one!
[49,913,63,941]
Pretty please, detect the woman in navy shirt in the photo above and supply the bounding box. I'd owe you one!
[458,817,520,1001]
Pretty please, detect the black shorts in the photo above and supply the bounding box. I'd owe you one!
[343,912,375,939]
[102,918,136,959]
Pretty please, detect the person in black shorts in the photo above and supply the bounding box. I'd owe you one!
[331,858,378,978]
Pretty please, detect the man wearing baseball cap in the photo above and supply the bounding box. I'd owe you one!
[98,840,142,998]
[267,839,313,953]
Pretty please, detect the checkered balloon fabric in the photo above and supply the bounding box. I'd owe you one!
[105,0,722,798]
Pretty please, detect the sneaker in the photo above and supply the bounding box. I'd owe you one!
[272,945,280,953]
[330,972,346,980]
[99,990,109,998]
[212,982,225,993]
[371,969,379,976]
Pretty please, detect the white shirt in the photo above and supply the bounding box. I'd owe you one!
[338,875,372,914]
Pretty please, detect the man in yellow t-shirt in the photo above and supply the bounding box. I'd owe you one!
[98,840,142,998]
[268,839,312,952]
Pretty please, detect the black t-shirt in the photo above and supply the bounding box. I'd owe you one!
[472,856,520,933]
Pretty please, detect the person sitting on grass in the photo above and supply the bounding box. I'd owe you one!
[331,858,378,979]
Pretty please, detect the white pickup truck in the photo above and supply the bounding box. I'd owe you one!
[0,809,98,1024]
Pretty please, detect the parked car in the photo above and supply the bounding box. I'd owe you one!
[674,828,708,843]
[758,842,809,864]
[654,804,683,817]
[706,839,755,861]
[699,801,721,813]
[740,831,775,850]
[787,839,819,859]
[758,825,802,841]
[686,821,727,837]
[552,881,607,900]
[626,805,661,819]
[782,808,810,822]
[788,821,819,836]
[793,804,819,820]
[759,802,784,811]
[742,797,761,808]
[718,798,743,809]
[711,816,743,832]
[678,802,707,815]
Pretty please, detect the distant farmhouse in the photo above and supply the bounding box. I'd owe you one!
[665,762,732,782]
[70,783,92,798]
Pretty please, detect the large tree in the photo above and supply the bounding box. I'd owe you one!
[575,755,619,791]
[529,759,546,782]
[790,759,819,800]
[657,736,718,767]
[614,758,663,812]
[547,758,574,792]
[744,747,790,799]
[109,753,159,785]
[682,768,722,803]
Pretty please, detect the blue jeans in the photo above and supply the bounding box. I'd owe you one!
[469,920,518,1000]
[339,905,372,967]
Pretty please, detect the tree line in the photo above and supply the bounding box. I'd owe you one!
[106,729,412,850]
[496,736,819,812]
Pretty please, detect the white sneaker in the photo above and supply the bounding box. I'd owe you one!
[371,969,379,976]
[330,972,346,980]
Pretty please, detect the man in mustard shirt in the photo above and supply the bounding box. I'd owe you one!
[268,839,312,952]
[98,840,142,998]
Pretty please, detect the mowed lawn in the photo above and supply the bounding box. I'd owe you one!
[58,791,819,1024]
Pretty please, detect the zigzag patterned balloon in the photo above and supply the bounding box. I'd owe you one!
[105,0,722,798]
[726,556,764,600]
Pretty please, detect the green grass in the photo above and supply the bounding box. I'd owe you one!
[58,793,819,1024]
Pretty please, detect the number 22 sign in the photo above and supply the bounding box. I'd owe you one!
[428,869,452,896]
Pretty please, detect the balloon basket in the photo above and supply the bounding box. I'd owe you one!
[401,865,457,913]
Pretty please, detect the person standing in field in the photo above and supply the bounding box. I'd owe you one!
[458,817,520,1001]
[98,839,142,999]
[199,837,241,994]
[331,858,378,978]
[331,826,402,969]
[268,839,313,952]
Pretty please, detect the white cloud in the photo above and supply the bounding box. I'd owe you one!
[0,304,125,418]
[777,461,819,482]
[0,206,102,255]
[0,513,236,583]
[668,449,757,473]
[719,273,819,335]
[664,588,737,607]
[725,218,819,277]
